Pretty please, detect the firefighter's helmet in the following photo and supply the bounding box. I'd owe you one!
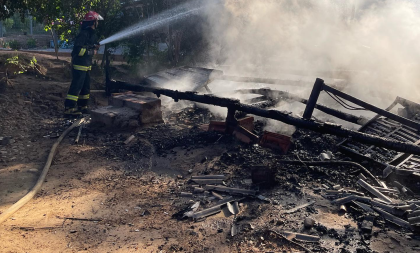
[83,11,104,22]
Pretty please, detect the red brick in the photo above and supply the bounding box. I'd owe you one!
[259,131,292,154]
[233,126,259,144]
[208,121,226,133]
[237,117,255,132]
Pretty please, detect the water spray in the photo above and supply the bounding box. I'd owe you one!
[100,0,215,45]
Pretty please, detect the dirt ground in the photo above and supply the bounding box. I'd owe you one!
[0,51,419,253]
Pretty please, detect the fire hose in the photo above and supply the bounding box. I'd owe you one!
[0,118,85,225]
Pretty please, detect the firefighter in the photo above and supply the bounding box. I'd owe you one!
[64,11,104,117]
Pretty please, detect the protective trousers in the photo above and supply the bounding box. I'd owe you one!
[65,68,91,109]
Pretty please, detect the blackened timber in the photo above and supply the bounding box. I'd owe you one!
[303,78,325,120]
[236,88,365,125]
[109,80,420,156]
[236,99,279,119]
[323,85,420,130]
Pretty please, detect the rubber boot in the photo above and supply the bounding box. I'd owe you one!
[64,107,82,118]
[79,106,89,115]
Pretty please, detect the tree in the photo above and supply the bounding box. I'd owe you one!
[3,18,14,29]
[0,0,28,20]
[2,0,209,71]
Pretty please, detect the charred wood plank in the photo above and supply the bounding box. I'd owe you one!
[323,85,420,130]
[203,185,256,195]
[372,207,412,229]
[191,175,226,180]
[236,87,366,125]
[357,179,393,203]
[192,179,224,185]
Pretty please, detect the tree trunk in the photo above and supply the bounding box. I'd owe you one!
[50,29,59,60]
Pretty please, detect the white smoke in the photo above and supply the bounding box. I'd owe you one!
[200,0,420,133]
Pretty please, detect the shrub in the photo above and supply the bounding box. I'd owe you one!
[27,38,37,49]
[9,40,20,50]
[0,41,9,48]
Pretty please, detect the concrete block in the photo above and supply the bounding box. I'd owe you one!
[139,109,163,124]
[124,94,161,112]
[110,95,126,107]
[91,106,138,127]
[91,106,117,126]
[109,92,133,107]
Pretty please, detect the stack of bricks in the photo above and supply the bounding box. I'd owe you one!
[206,116,292,154]
[91,93,163,128]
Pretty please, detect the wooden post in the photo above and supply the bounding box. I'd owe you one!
[303,78,324,120]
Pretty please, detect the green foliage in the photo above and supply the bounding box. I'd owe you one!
[0,0,28,20]
[123,37,147,66]
[1,0,207,69]
[9,40,20,50]
[4,18,14,29]
[6,56,25,74]
[27,38,37,49]
[6,56,19,65]
[30,56,37,66]
[1,41,9,48]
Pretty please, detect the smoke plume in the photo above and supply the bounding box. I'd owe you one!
[200,0,420,133]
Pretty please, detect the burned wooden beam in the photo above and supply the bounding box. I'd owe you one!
[203,185,256,195]
[236,87,367,125]
[322,84,420,130]
[332,195,358,205]
[108,80,420,156]
[191,197,243,219]
[191,205,221,219]
[235,98,279,119]
[192,179,224,185]
[280,231,320,242]
[352,201,374,212]
[371,200,405,216]
[191,175,225,180]
[357,179,393,203]
[372,207,412,229]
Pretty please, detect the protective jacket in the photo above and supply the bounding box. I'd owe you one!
[71,27,98,71]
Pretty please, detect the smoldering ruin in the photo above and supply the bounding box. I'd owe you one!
[3,0,420,252]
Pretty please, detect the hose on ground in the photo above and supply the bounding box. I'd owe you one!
[278,160,382,187]
[0,118,86,225]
